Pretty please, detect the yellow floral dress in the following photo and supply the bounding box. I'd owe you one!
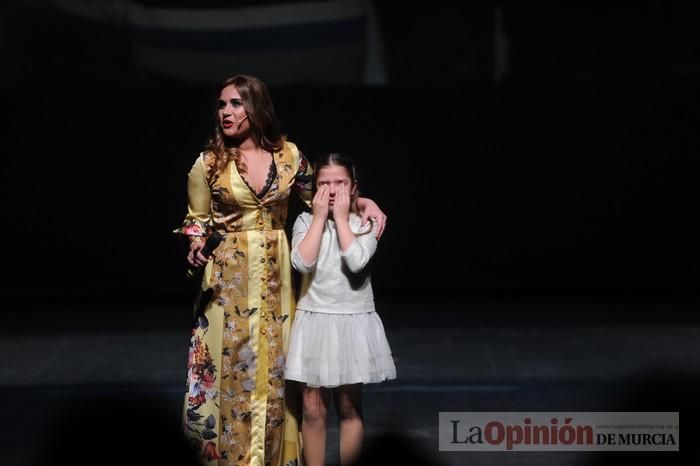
[175,141,312,466]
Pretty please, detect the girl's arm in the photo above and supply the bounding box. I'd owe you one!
[356,196,387,239]
[291,185,331,272]
[335,187,378,273]
[292,214,325,273]
[338,219,378,273]
[334,186,358,252]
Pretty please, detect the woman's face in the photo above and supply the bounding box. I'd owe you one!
[218,84,250,138]
[316,164,356,208]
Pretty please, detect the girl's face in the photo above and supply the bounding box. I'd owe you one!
[218,85,250,138]
[316,164,356,208]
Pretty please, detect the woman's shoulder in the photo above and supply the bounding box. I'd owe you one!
[190,151,215,167]
[283,140,298,152]
[283,140,311,160]
[188,152,216,179]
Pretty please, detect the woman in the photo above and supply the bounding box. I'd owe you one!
[174,75,386,466]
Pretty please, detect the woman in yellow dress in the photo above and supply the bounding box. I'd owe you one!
[175,75,386,466]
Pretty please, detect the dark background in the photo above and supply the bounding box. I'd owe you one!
[2,1,699,302]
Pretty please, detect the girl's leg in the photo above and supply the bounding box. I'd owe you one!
[302,386,331,466]
[333,383,363,466]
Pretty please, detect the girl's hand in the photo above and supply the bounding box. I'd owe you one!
[312,184,330,220]
[332,184,351,221]
[357,198,387,239]
[187,240,211,268]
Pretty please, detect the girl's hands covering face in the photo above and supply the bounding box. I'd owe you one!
[332,184,351,221]
[312,184,330,220]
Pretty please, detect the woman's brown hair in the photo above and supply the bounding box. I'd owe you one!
[205,75,285,175]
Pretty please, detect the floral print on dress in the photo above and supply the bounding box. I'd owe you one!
[212,236,247,297]
[174,218,209,237]
[292,153,313,202]
[177,142,305,466]
[185,333,220,457]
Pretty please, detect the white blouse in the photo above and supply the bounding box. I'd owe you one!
[291,212,377,314]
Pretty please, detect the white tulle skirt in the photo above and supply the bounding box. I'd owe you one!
[285,310,397,388]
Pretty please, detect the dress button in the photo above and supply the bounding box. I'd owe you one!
[261,295,266,300]
[260,242,265,247]
[261,329,267,335]
[261,311,267,318]
[260,258,265,263]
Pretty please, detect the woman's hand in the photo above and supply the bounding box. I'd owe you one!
[357,197,387,239]
[332,185,351,222]
[187,239,211,268]
[312,185,331,220]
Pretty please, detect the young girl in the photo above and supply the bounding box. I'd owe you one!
[286,153,396,466]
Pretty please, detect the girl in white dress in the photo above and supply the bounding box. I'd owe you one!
[286,153,396,466]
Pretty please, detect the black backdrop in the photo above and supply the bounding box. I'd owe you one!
[2,2,699,300]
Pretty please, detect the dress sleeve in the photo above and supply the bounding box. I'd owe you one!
[173,155,212,239]
[292,150,314,209]
[290,213,317,273]
[340,220,378,273]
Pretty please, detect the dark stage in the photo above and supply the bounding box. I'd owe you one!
[3,292,697,465]
[2,1,698,465]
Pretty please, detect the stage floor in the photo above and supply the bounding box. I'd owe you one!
[2,293,696,465]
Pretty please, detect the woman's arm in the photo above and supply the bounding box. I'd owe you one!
[290,144,314,209]
[173,155,214,268]
[356,196,387,239]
